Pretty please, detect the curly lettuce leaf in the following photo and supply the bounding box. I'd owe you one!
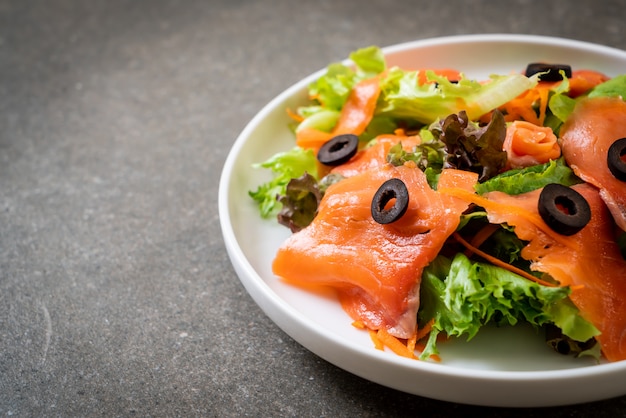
[379,69,537,124]
[386,140,444,172]
[418,253,599,360]
[307,63,358,112]
[249,147,318,217]
[349,45,386,77]
[433,110,507,182]
[277,173,322,233]
[474,157,582,195]
[304,46,386,114]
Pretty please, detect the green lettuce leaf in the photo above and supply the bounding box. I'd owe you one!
[588,74,626,99]
[474,158,582,195]
[386,139,444,172]
[418,253,599,360]
[307,63,357,112]
[546,75,576,133]
[379,69,538,124]
[304,45,387,114]
[349,45,387,77]
[249,147,318,217]
[295,108,341,133]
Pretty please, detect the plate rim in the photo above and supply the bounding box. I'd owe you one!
[218,33,626,406]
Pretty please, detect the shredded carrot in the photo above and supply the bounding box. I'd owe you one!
[467,223,500,256]
[415,318,435,342]
[453,232,557,287]
[365,324,442,361]
[495,82,557,126]
[286,107,304,123]
[351,320,366,329]
[376,329,418,359]
[369,329,384,350]
[406,333,417,353]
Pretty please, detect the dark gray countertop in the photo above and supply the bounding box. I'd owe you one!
[2,0,626,416]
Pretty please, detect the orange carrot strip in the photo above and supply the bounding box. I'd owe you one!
[467,223,500,256]
[453,232,558,287]
[499,82,556,126]
[415,318,435,342]
[376,329,417,359]
[351,320,366,329]
[286,107,304,123]
[369,329,384,350]
[406,333,417,353]
[537,86,550,125]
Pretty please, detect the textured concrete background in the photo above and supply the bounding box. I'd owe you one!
[1,0,625,416]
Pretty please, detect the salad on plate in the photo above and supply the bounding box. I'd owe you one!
[248,46,626,363]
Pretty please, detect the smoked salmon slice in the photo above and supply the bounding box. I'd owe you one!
[330,134,420,178]
[482,184,626,362]
[272,164,478,339]
[560,97,626,231]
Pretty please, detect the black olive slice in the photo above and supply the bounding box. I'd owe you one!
[525,63,572,81]
[371,178,409,224]
[607,137,626,181]
[317,134,359,166]
[538,183,591,236]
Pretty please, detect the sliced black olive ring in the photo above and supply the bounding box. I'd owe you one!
[371,178,409,224]
[538,183,591,236]
[607,137,626,182]
[317,134,359,166]
[525,63,572,81]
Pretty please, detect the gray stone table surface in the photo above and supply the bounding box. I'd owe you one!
[2,0,626,416]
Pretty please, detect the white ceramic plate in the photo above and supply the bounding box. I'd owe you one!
[219,34,626,407]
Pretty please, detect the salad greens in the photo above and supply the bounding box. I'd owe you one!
[249,45,626,361]
[250,46,542,216]
[418,253,600,360]
[249,147,317,218]
[432,109,507,182]
[379,69,537,124]
[475,157,581,195]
